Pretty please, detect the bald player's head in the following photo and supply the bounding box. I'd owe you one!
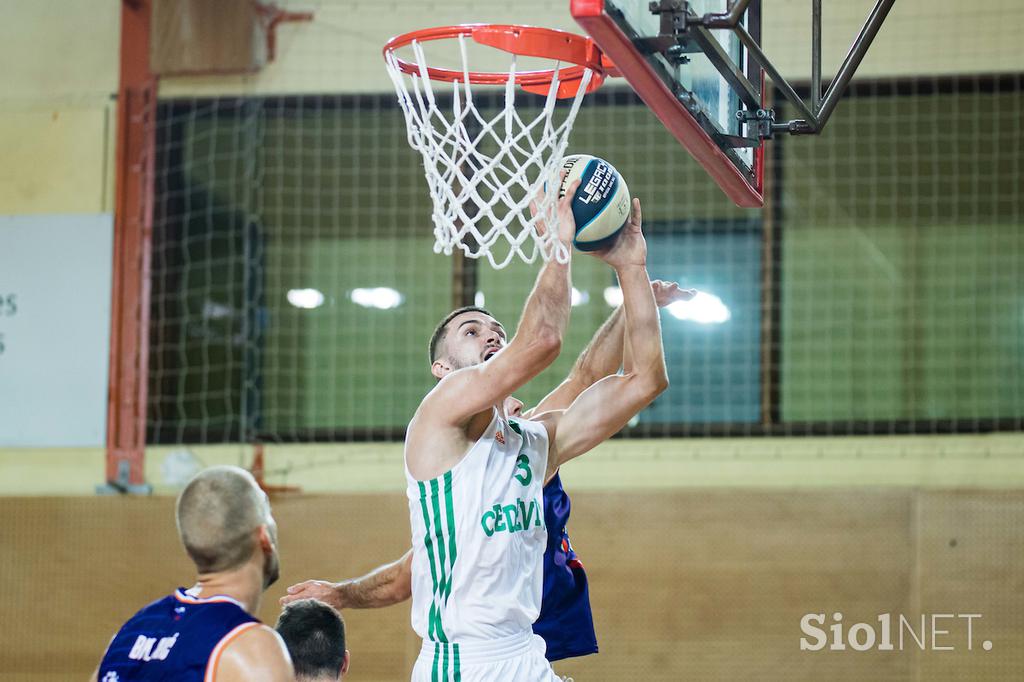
[175,465,280,587]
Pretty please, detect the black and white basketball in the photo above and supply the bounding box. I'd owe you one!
[558,154,631,252]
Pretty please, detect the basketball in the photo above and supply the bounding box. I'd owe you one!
[558,154,631,252]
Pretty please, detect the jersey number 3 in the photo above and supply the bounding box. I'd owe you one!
[514,454,532,486]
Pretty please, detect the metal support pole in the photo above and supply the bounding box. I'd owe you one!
[100,0,156,495]
[815,0,895,125]
[701,0,752,28]
[812,0,822,113]
[703,0,895,134]
[734,24,817,126]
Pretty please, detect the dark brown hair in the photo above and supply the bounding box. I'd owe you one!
[428,306,493,363]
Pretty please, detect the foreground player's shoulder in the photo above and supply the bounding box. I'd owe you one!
[524,411,569,481]
[526,409,563,428]
[209,623,293,682]
[413,370,470,426]
[522,410,563,443]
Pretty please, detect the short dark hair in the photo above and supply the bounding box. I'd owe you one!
[428,305,493,363]
[275,599,347,679]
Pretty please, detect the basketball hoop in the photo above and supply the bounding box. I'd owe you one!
[383,25,612,268]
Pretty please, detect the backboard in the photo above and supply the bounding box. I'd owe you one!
[572,0,765,207]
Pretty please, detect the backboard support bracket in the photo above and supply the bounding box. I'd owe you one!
[736,107,775,140]
[646,1,761,112]
[573,0,894,207]
[686,0,896,135]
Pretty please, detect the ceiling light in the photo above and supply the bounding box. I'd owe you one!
[286,288,325,309]
[667,291,730,324]
[350,287,404,310]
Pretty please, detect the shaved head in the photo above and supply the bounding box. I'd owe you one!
[175,466,274,576]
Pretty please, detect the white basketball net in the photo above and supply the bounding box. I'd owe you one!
[384,35,593,269]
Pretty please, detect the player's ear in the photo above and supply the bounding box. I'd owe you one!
[257,525,274,553]
[431,359,450,380]
[341,650,350,677]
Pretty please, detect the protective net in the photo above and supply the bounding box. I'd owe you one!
[7,2,1024,681]
[146,1,1024,445]
[384,29,595,268]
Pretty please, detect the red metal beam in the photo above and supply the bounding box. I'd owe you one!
[106,0,156,490]
[571,0,763,208]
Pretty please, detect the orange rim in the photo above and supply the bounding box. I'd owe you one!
[383,24,609,98]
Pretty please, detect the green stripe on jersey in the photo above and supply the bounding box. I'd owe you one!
[417,481,439,641]
[429,477,448,642]
[443,471,457,601]
[419,474,460,644]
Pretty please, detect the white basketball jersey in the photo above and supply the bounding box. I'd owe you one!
[405,410,549,645]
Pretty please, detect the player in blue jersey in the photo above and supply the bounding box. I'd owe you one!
[92,465,293,682]
[282,280,693,664]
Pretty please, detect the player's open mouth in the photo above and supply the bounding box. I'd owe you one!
[483,348,499,361]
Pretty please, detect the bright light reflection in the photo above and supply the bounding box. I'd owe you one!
[603,286,623,307]
[571,288,589,307]
[350,287,404,310]
[667,291,730,324]
[287,288,325,309]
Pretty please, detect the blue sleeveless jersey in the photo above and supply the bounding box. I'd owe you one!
[98,589,260,681]
[534,472,599,662]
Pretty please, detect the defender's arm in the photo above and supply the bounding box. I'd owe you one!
[524,305,624,419]
[524,280,693,418]
[282,550,413,610]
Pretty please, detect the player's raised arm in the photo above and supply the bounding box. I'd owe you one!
[524,305,623,419]
[537,197,669,476]
[417,181,580,427]
[525,280,694,418]
[281,549,413,610]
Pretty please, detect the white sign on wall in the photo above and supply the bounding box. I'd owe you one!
[0,214,113,447]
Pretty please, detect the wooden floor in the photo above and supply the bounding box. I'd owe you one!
[1,489,1022,680]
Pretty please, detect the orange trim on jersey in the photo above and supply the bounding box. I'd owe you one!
[204,621,261,682]
[174,590,246,609]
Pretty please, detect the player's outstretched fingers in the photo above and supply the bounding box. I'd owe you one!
[652,280,699,307]
[281,579,327,606]
[556,179,582,244]
[559,179,582,210]
[628,197,642,230]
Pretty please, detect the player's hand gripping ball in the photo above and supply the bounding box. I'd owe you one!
[558,154,631,252]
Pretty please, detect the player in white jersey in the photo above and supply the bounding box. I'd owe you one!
[405,183,669,682]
